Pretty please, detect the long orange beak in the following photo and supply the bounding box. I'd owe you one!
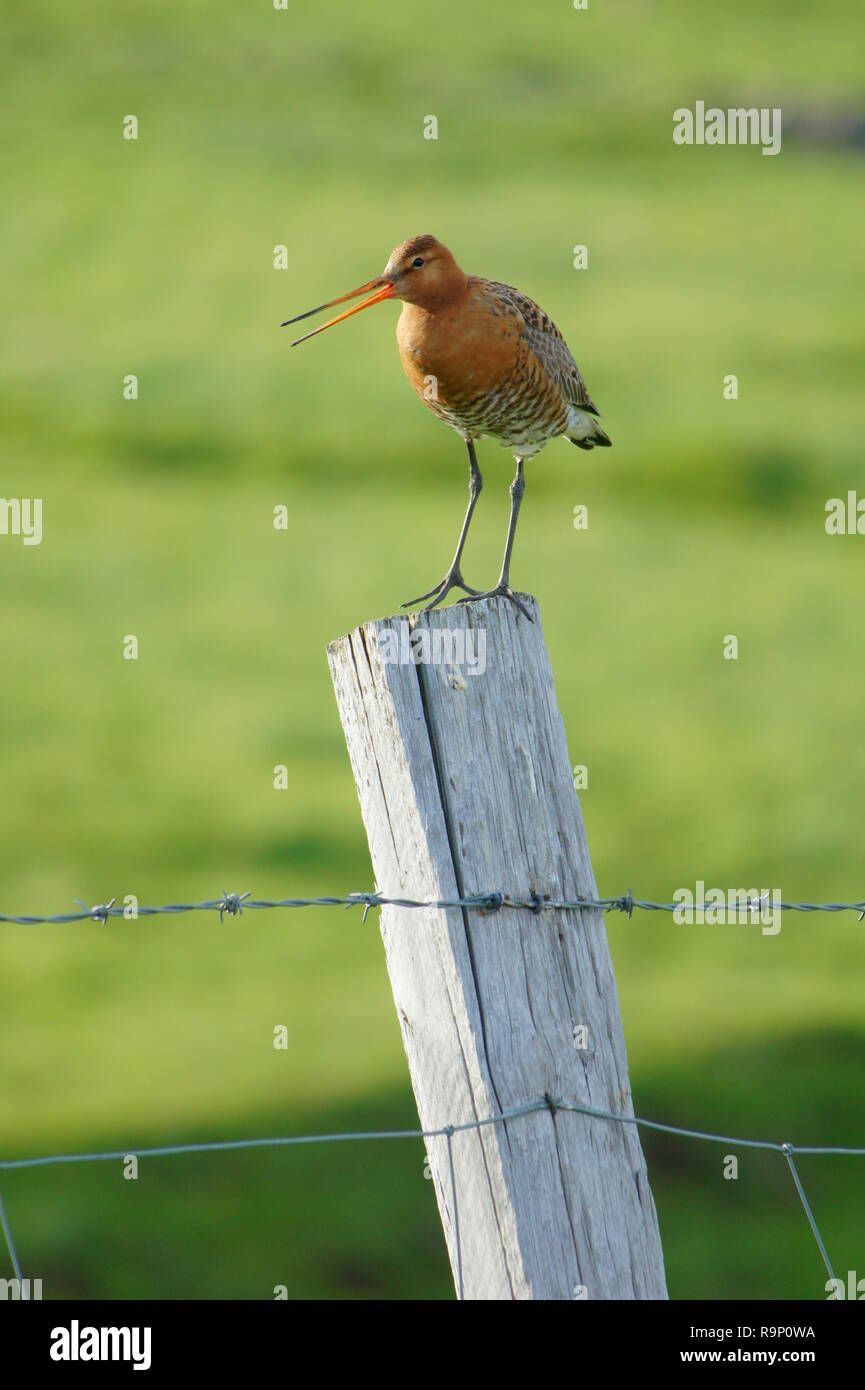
[281,276,395,346]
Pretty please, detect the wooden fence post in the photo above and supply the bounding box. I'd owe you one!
[328,595,667,1300]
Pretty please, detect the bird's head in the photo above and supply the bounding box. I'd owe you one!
[382,236,466,308]
[282,235,467,344]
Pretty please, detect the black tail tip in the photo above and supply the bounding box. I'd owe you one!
[570,431,612,450]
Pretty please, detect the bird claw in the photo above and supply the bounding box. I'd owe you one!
[401,569,481,612]
[457,585,534,621]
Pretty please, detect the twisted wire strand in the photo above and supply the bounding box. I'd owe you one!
[2,887,864,925]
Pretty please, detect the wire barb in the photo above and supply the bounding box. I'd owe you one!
[218,891,250,923]
[74,897,117,924]
[477,891,504,913]
[346,891,381,924]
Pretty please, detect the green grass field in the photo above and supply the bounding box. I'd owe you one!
[1,0,864,1299]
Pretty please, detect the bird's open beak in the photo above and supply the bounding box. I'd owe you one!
[281,276,395,345]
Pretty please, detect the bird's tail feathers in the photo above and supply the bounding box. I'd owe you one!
[570,421,612,451]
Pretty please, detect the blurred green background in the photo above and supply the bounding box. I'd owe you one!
[1,0,864,1299]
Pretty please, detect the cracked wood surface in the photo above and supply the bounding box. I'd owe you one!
[328,595,667,1300]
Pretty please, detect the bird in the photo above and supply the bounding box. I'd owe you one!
[282,235,610,620]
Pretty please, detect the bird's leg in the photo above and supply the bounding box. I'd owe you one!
[401,440,483,611]
[459,456,533,621]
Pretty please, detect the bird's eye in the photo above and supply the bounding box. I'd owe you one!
[412,257,424,268]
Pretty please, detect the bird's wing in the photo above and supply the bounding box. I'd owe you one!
[483,280,601,415]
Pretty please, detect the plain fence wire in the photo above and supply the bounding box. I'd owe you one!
[0,1189,25,1287]
[2,885,862,1296]
[2,1096,861,1297]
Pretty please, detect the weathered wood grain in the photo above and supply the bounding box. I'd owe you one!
[327,595,667,1300]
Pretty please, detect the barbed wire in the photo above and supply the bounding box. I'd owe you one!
[1,886,865,925]
[2,1093,860,1299]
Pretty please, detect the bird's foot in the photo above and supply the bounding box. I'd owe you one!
[457,584,533,622]
[401,568,481,613]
